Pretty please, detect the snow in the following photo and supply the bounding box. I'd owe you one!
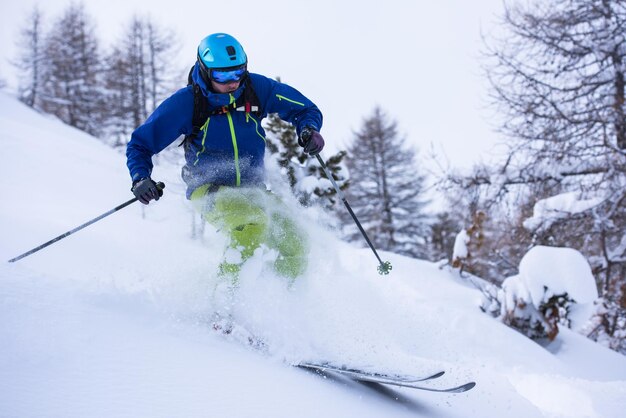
[519,246,599,306]
[297,174,332,194]
[452,228,470,260]
[2,91,626,418]
[523,191,604,232]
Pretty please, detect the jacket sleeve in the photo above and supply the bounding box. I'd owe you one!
[126,87,194,182]
[250,74,323,135]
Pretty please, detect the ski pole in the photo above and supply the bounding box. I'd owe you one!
[315,154,392,275]
[7,182,165,263]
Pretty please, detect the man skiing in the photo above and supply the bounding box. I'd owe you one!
[126,33,325,280]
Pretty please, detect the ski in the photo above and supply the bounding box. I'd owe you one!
[299,362,445,383]
[298,362,475,393]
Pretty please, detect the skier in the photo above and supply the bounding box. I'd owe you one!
[126,33,325,281]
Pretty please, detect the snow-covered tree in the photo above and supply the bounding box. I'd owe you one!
[342,106,430,258]
[103,15,180,146]
[13,5,46,109]
[486,0,626,151]
[452,0,626,303]
[39,3,105,137]
[264,108,348,210]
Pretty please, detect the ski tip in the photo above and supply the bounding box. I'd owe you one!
[409,370,445,382]
[452,381,476,393]
[427,370,445,380]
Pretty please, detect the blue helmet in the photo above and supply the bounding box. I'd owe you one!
[197,33,247,71]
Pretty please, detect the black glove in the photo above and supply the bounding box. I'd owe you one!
[131,177,162,205]
[298,127,325,155]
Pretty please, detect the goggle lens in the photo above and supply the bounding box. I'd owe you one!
[211,67,246,84]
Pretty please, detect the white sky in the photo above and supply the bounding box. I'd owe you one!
[0,0,506,169]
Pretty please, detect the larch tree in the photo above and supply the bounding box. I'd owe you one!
[14,5,46,109]
[343,106,430,258]
[40,2,105,137]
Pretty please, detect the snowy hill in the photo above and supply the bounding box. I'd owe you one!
[1,92,625,418]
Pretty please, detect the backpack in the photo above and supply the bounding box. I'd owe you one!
[181,65,262,148]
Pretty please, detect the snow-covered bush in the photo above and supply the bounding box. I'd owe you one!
[498,275,575,340]
[481,246,598,341]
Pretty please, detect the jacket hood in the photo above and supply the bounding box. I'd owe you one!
[191,62,245,108]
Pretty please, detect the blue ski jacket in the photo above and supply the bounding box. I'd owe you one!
[126,63,323,198]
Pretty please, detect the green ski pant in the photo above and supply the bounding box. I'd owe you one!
[191,185,308,281]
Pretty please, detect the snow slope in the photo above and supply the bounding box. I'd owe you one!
[1,92,625,418]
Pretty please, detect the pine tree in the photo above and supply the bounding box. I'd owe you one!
[343,106,430,258]
[40,3,104,136]
[264,92,348,210]
[264,111,302,190]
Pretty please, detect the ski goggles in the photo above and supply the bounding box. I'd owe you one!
[210,66,247,84]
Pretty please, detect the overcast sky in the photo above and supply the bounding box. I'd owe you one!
[0,0,507,170]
